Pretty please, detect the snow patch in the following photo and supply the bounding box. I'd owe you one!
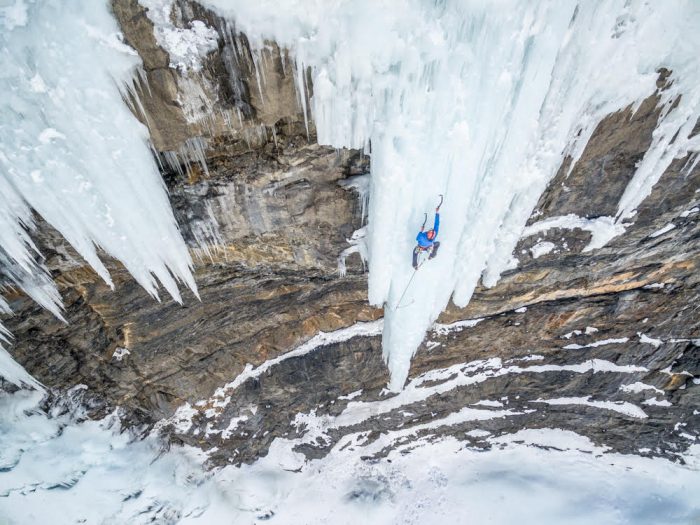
[491,428,610,454]
[166,403,199,433]
[112,347,131,361]
[432,318,483,336]
[649,223,676,238]
[643,398,672,407]
[331,358,647,431]
[37,128,66,144]
[563,337,629,350]
[162,320,383,432]
[507,354,545,363]
[466,429,491,438]
[220,320,383,394]
[338,390,363,401]
[680,206,698,218]
[638,333,663,348]
[141,0,219,72]
[530,241,555,259]
[620,382,664,395]
[221,415,249,440]
[562,330,582,339]
[532,396,648,419]
[522,214,625,252]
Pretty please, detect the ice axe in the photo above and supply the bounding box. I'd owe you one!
[436,194,444,212]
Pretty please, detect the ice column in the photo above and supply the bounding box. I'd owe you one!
[0,1,199,385]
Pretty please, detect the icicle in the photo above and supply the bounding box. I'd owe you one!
[185,137,210,178]
[616,91,700,221]
[251,50,265,105]
[163,137,210,180]
[136,64,152,98]
[226,22,241,66]
[163,151,184,177]
[339,173,371,224]
[294,58,310,140]
[0,0,199,360]
[681,151,700,176]
[0,342,45,391]
[189,201,225,264]
[280,48,287,76]
[120,77,152,130]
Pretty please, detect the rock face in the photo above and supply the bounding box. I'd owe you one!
[111,0,308,155]
[2,0,698,467]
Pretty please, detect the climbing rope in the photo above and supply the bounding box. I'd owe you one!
[392,265,420,310]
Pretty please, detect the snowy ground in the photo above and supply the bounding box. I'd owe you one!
[1,389,698,524]
[1,1,699,392]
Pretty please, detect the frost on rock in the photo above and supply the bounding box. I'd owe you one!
[530,241,555,259]
[140,0,219,73]
[0,1,197,384]
[203,0,700,390]
[339,173,371,224]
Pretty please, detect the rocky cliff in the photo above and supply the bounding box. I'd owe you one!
[2,0,698,467]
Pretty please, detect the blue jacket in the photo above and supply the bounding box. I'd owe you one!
[416,213,440,248]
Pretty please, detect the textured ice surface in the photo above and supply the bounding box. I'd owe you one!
[203,0,700,389]
[0,0,197,385]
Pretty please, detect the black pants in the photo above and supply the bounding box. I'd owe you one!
[413,242,440,269]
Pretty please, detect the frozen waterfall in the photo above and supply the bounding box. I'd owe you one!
[203,0,700,389]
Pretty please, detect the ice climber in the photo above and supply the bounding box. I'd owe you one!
[412,195,443,269]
